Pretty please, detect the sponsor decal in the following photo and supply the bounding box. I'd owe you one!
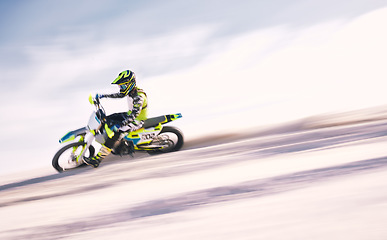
[141,132,156,140]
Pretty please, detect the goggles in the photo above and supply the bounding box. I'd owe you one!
[119,84,128,90]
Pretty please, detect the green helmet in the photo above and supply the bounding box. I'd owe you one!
[111,70,136,96]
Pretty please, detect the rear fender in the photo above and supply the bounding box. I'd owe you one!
[59,127,88,143]
[162,113,182,124]
[142,113,182,129]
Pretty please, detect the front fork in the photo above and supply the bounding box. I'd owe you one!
[75,124,102,163]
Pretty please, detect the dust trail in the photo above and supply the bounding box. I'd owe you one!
[4,156,387,240]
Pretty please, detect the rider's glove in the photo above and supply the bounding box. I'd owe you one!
[95,94,105,99]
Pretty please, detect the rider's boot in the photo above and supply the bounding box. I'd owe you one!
[83,145,111,168]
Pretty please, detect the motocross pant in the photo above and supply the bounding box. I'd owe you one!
[104,112,144,149]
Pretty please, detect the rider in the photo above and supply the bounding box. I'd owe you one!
[83,70,148,168]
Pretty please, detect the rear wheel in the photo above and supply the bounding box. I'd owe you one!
[52,142,95,172]
[147,126,184,155]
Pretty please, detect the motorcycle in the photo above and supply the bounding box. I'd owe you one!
[52,95,184,172]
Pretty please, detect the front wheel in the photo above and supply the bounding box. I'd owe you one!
[147,126,184,155]
[52,142,95,173]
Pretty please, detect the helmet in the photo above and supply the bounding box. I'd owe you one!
[111,70,136,96]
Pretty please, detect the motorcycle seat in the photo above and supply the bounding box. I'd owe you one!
[142,115,167,128]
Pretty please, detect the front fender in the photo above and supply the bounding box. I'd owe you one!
[59,127,88,143]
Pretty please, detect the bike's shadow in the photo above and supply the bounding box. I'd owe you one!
[0,152,149,192]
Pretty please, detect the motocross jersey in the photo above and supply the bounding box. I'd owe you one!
[102,87,148,124]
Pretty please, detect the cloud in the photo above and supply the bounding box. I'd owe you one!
[139,7,387,136]
[1,1,387,175]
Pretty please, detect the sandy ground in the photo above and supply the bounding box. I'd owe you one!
[1,112,387,239]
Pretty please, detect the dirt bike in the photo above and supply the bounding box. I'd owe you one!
[52,95,184,172]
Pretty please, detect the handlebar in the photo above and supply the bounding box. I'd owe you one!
[88,94,100,105]
[88,94,106,121]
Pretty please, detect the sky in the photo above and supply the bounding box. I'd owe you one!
[1,0,387,175]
